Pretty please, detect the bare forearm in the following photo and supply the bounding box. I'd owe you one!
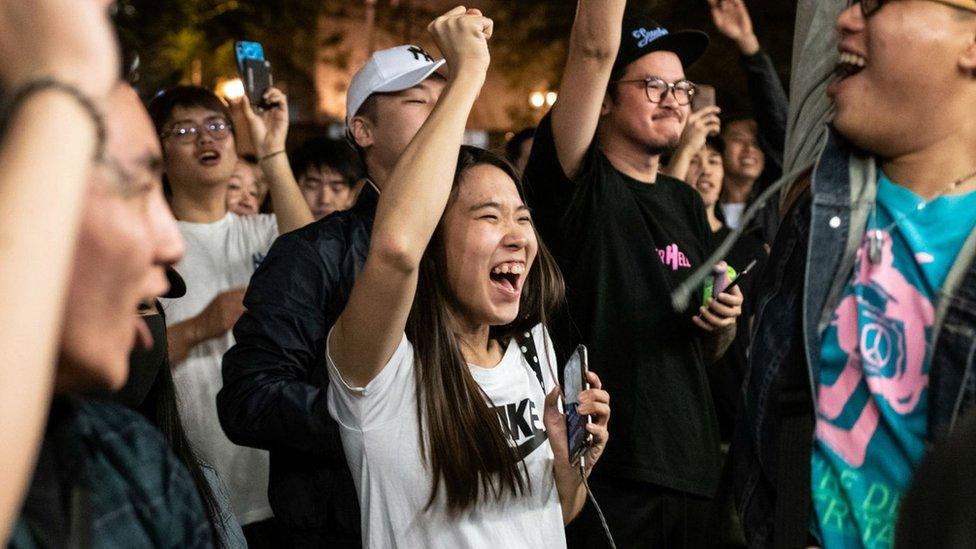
[703,324,737,364]
[167,317,207,365]
[370,72,486,266]
[551,0,626,178]
[569,0,626,58]
[736,34,760,56]
[0,92,97,539]
[332,62,487,386]
[558,477,587,525]
[662,146,696,181]
[261,154,313,234]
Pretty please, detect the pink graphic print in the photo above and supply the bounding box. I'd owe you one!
[816,231,933,467]
[657,243,691,271]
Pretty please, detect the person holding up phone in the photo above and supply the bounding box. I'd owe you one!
[324,8,610,547]
[148,82,313,537]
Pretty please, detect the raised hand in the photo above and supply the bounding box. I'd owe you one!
[0,0,119,97]
[707,0,760,55]
[237,87,289,158]
[427,6,493,79]
[680,106,722,152]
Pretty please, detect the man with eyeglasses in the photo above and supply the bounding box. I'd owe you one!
[522,4,744,546]
[733,0,976,547]
[146,85,312,541]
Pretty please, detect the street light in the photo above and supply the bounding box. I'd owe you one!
[529,91,546,108]
[216,78,246,101]
[545,91,558,106]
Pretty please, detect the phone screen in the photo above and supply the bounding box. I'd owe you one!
[564,345,591,464]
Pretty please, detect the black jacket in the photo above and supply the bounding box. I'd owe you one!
[739,49,788,243]
[217,185,377,547]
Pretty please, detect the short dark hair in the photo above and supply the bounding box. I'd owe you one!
[704,135,726,155]
[147,85,231,136]
[289,137,364,187]
[504,128,535,164]
[720,113,756,130]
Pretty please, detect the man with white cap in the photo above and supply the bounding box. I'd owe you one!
[217,33,449,548]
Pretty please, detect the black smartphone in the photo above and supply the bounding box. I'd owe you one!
[235,40,273,108]
[564,345,593,465]
[692,84,716,112]
[723,258,758,294]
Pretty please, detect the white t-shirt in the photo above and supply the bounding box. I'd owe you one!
[327,324,567,549]
[721,202,747,230]
[160,212,277,525]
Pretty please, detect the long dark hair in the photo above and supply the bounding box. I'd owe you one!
[404,146,565,513]
[138,308,224,547]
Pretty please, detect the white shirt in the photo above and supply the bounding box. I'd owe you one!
[721,202,747,230]
[161,212,277,525]
[327,324,567,549]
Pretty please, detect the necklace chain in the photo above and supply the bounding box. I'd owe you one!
[867,168,976,264]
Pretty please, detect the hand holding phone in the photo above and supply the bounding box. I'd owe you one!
[564,345,593,465]
[235,40,274,109]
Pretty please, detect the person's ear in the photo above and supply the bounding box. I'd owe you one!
[349,116,374,149]
[961,31,976,76]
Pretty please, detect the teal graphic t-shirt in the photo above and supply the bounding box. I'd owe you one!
[811,173,976,548]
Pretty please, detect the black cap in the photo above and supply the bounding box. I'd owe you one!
[164,267,186,299]
[612,16,710,79]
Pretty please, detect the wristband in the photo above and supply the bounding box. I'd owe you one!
[2,78,107,160]
[259,149,286,163]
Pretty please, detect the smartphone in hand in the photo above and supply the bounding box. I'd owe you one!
[564,345,593,465]
[235,40,274,108]
[692,84,716,112]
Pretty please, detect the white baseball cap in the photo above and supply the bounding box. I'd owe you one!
[346,45,446,128]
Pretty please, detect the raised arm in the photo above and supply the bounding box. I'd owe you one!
[550,0,627,179]
[329,7,492,388]
[709,0,788,177]
[0,0,119,539]
[238,88,314,234]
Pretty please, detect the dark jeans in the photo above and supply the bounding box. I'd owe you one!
[566,475,742,549]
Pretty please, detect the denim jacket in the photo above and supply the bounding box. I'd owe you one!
[734,126,976,546]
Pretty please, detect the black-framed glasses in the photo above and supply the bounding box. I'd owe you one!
[611,77,697,106]
[857,0,888,17]
[160,119,233,143]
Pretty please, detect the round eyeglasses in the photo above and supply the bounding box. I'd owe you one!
[161,119,233,143]
[611,77,697,106]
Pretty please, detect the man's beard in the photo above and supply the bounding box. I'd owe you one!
[646,134,681,157]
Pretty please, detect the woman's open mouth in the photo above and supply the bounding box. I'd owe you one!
[489,261,525,298]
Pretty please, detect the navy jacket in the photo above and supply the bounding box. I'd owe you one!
[217,185,378,547]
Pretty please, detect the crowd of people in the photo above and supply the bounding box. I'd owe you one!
[2,0,976,547]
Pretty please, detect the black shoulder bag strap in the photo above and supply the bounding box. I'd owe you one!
[515,331,546,392]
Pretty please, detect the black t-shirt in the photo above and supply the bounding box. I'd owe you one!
[524,114,721,496]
